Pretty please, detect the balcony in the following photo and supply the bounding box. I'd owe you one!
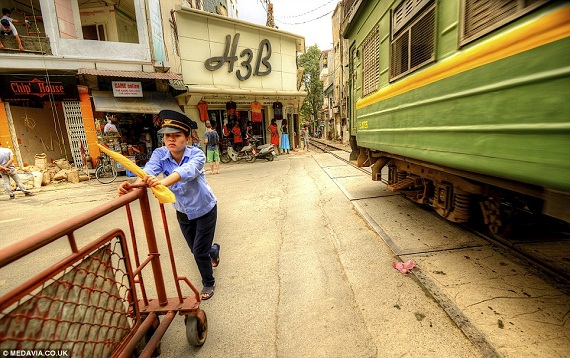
[0,35,51,55]
[342,0,363,35]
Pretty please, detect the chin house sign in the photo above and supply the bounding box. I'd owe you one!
[205,33,271,81]
[0,75,79,102]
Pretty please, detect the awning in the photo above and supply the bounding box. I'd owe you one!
[91,91,182,114]
[78,69,182,80]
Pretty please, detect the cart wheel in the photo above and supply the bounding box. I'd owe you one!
[185,311,207,346]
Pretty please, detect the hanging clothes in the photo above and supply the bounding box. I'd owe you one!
[197,100,209,122]
[226,101,237,117]
[273,101,283,120]
[251,101,263,122]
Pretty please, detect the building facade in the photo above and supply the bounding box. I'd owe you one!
[0,0,188,170]
[172,6,306,152]
[0,0,270,172]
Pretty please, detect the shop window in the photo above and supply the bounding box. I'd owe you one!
[460,0,549,46]
[390,1,436,81]
[362,26,379,97]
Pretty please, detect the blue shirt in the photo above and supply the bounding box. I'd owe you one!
[144,146,217,220]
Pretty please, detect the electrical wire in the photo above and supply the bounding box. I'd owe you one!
[254,0,336,26]
[275,0,336,19]
[276,10,334,25]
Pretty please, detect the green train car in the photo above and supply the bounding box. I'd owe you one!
[344,0,570,233]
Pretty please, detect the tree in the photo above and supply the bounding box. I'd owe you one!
[298,45,323,125]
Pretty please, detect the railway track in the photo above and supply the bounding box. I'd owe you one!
[309,137,570,357]
[310,138,570,286]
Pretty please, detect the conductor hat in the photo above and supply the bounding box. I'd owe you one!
[157,110,197,135]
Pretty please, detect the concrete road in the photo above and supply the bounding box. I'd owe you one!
[0,151,481,357]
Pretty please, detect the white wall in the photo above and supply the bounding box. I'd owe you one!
[176,8,303,92]
[32,0,152,66]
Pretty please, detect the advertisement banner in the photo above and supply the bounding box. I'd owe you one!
[112,81,143,97]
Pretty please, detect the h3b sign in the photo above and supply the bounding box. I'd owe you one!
[204,33,272,81]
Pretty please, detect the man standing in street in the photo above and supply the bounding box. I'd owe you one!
[0,143,34,199]
[204,121,221,174]
[301,124,310,151]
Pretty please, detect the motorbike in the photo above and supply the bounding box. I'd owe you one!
[250,136,276,161]
[220,139,256,163]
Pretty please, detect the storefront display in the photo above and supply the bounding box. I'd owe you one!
[95,112,158,168]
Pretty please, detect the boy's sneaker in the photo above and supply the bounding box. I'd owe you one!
[24,192,34,196]
[9,195,15,199]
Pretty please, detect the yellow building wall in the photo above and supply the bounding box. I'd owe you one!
[78,85,100,164]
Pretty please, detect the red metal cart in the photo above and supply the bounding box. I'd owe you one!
[0,185,207,357]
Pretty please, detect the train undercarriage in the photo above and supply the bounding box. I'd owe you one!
[357,148,570,235]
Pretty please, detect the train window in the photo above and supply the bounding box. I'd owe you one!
[362,26,379,97]
[392,0,432,34]
[460,0,549,46]
[390,3,436,81]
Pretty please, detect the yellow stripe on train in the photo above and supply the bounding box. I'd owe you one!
[356,4,570,110]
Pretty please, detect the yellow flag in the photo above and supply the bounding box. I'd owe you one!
[97,144,176,204]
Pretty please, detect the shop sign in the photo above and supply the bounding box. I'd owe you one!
[205,33,271,81]
[112,81,143,97]
[0,75,79,102]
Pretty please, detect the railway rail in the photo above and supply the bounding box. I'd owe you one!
[309,137,570,356]
[309,138,570,286]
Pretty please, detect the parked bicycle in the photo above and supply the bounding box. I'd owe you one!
[95,152,118,184]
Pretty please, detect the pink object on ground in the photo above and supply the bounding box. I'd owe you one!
[392,260,415,274]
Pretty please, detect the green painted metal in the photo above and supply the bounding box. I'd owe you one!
[345,1,570,192]
[356,39,570,191]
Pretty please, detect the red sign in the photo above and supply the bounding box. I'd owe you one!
[0,75,79,102]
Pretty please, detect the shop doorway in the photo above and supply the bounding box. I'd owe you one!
[96,112,157,167]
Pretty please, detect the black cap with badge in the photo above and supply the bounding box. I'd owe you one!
[157,110,198,135]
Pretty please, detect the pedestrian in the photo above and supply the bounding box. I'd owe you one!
[142,131,153,158]
[204,121,221,174]
[0,18,24,51]
[232,120,243,151]
[245,121,253,145]
[191,128,201,149]
[0,143,34,199]
[103,116,118,133]
[280,119,290,154]
[301,124,310,151]
[117,110,220,300]
[268,118,280,154]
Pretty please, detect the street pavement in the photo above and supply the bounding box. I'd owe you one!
[1,149,482,357]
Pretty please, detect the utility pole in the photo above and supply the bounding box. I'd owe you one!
[263,0,276,28]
